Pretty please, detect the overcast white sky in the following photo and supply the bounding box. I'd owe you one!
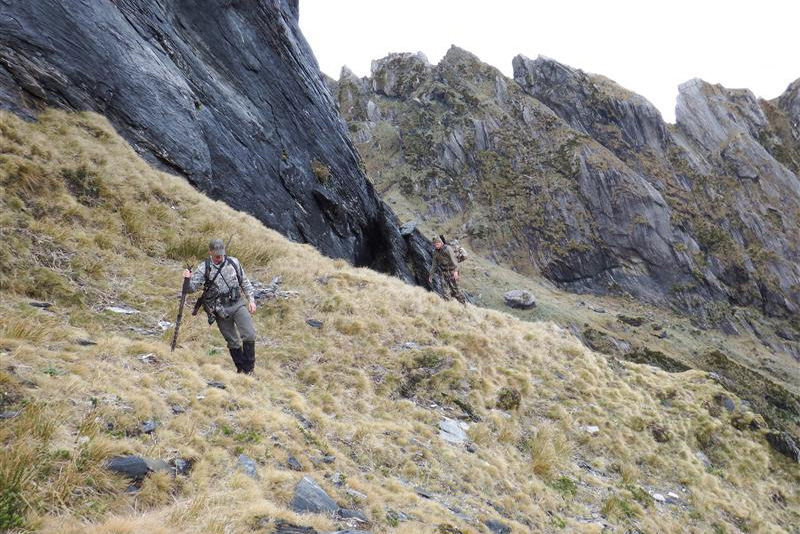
[299,0,799,123]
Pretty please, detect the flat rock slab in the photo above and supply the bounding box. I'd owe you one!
[438,417,469,445]
[290,476,338,514]
[337,509,368,522]
[503,290,536,310]
[237,454,259,479]
[106,455,170,480]
[306,319,324,328]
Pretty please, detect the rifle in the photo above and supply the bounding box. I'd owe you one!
[170,263,192,352]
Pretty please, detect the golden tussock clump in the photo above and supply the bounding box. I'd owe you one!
[0,110,798,534]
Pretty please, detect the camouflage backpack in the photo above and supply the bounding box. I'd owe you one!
[449,239,468,263]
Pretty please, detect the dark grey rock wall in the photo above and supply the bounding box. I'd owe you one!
[0,0,432,284]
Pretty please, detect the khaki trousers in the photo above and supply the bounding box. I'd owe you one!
[216,303,256,349]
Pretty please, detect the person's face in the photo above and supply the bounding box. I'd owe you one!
[209,250,224,264]
[434,241,442,250]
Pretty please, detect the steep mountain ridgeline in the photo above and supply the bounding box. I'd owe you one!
[0,0,431,282]
[332,46,800,331]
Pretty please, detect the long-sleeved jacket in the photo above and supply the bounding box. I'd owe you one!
[430,245,459,276]
[188,256,254,302]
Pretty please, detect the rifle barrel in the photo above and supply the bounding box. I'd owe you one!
[170,276,191,352]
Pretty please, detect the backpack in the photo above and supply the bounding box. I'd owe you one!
[450,239,468,263]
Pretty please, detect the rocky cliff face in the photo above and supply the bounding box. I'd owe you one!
[0,0,431,283]
[334,47,800,333]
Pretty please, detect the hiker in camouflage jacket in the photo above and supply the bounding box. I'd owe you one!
[183,239,257,373]
[428,236,466,305]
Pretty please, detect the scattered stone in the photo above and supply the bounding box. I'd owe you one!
[137,353,158,364]
[106,455,170,480]
[503,289,536,310]
[29,301,53,309]
[105,306,139,314]
[694,451,712,468]
[666,492,680,504]
[652,493,666,503]
[617,315,645,327]
[399,221,418,236]
[484,519,511,534]
[337,509,368,522]
[385,509,409,525]
[331,472,346,486]
[653,330,668,339]
[0,411,20,419]
[207,380,226,389]
[765,431,800,463]
[290,476,338,514]
[582,425,600,434]
[465,442,477,453]
[438,417,468,445]
[237,454,259,479]
[306,319,324,329]
[170,458,194,476]
[415,487,434,499]
[436,524,464,534]
[311,455,336,465]
[140,420,157,434]
[77,339,97,346]
[650,424,671,443]
[272,521,318,534]
[392,341,420,351]
[592,308,606,314]
[287,456,303,471]
[346,488,367,501]
[453,397,481,422]
[715,394,736,412]
[170,404,186,414]
[496,386,521,411]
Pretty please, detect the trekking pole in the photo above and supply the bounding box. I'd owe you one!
[170,263,192,352]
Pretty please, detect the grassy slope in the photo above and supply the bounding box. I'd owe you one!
[1,110,798,534]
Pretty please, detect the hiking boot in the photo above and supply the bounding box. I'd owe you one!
[228,346,245,373]
[242,340,255,374]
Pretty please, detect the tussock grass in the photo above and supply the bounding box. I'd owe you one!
[0,109,798,534]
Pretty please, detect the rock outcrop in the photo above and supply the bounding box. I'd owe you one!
[334,46,800,330]
[0,0,431,284]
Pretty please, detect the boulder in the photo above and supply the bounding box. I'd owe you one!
[290,477,339,514]
[438,417,468,445]
[503,290,536,310]
[765,431,800,463]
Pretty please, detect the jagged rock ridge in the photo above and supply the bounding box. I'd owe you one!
[333,46,800,335]
[0,0,431,283]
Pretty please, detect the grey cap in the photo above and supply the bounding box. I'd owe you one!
[432,236,442,244]
[209,238,225,255]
